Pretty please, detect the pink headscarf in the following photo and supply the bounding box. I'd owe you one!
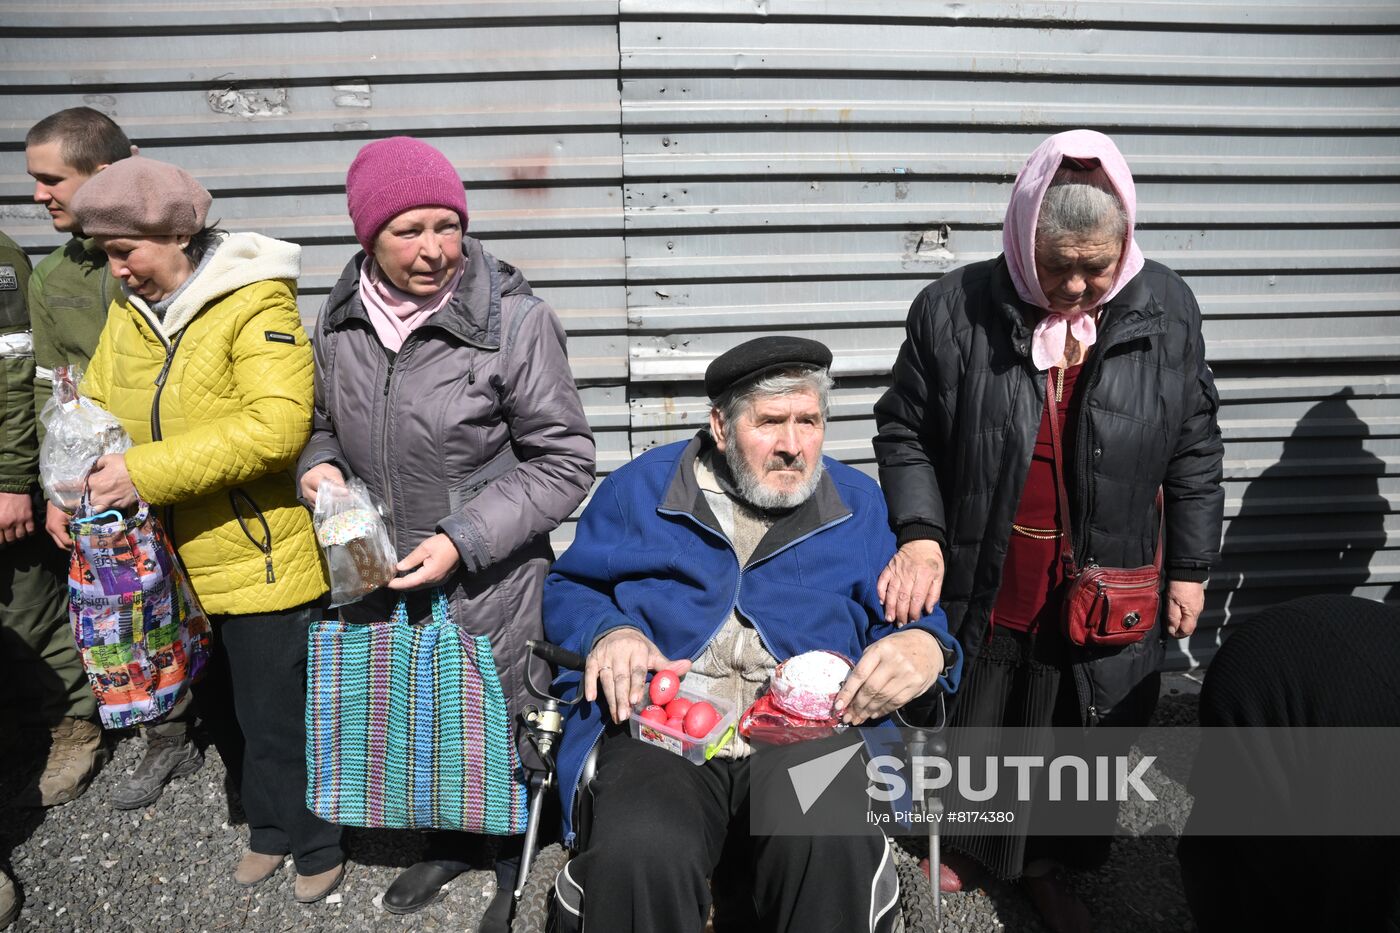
[1002,130,1145,371]
[359,257,466,352]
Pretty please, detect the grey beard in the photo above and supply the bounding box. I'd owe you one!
[723,443,824,511]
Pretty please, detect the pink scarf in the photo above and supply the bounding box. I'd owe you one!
[358,257,466,352]
[1002,130,1146,371]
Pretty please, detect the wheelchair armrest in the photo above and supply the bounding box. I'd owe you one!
[896,691,948,801]
[571,741,603,853]
[581,742,601,795]
[894,690,947,736]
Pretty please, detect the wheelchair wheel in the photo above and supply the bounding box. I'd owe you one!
[892,836,938,933]
[513,841,571,933]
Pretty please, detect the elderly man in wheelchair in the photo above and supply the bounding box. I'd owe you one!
[540,336,962,932]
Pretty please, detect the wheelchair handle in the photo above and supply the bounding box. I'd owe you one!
[528,639,586,672]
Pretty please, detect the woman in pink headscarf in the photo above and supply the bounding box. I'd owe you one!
[872,131,1224,931]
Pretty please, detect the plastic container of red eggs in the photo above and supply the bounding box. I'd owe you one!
[629,670,737,764]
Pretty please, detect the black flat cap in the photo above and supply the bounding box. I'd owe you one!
[705,336,833,400]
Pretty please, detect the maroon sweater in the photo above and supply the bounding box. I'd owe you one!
[992,363,1084,633]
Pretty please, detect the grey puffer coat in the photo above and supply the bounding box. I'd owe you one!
[873,256,1223,724]
[298,237,595,764]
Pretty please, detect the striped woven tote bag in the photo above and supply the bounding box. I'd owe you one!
[68,498,212,729]
[305,589,528,834]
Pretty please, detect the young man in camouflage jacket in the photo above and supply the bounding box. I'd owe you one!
[8,107,135,808]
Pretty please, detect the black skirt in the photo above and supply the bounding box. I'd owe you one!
[942,626,1150,879]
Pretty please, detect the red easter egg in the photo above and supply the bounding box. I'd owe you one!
[683,701,720,738]
[666,716,686,732]
[639,704,667,726]
[665,697,693,720]
[649,669,681,706]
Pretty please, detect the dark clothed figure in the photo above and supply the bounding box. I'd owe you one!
[1180,595,1400,933]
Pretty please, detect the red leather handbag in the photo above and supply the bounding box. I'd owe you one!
[1045,371,1163,647]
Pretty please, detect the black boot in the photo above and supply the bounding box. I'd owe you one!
[477,852,520,933]
[382,860,466,914]
[478,887,514,933]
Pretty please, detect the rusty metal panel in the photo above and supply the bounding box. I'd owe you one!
[618,2,1400,669]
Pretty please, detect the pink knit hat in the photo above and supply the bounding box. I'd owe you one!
[345,137,469,252]
[69,156,211,237]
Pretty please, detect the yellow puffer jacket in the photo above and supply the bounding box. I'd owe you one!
[82,232,327,615]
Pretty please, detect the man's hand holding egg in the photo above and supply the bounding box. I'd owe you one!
[585,627,693,723]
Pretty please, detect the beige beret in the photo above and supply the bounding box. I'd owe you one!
[70,156,211,237]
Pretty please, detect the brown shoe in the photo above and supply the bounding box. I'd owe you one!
[234,851,285,887]
[28,718,104,807]
[294,863,345,904]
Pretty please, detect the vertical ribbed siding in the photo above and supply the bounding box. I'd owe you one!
[617,1,1400,667]
[1,2,1396,664]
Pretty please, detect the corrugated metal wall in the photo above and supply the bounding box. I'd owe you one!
[2,1,1396,666]
[0,0,632,548]
[615,0,1400,669]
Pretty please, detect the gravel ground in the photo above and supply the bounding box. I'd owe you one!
[2,675,1204,932]
[0,727,498,932]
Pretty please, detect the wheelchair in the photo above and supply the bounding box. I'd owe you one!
[507,640,947,933]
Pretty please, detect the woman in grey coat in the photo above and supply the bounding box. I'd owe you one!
[297,136,595,931]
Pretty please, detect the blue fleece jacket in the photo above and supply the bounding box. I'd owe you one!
[543,435,962,844]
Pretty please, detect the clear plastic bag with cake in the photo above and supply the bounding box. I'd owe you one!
[739,649,853,746]
[312,476,398,607]
[39,365,133,511]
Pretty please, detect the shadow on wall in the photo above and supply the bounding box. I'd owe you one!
[1195,387,1390,660]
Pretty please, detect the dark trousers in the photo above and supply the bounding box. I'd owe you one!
[179,603,342,874]
[148,615,243,790]
[566,732,895,933]
[423,830,528,890]
[0,533,95,725]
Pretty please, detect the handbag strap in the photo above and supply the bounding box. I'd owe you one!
[1044,370,1165,577]
[72,480,147,526]
[390,588,452,627]
[1045,370,1080,579]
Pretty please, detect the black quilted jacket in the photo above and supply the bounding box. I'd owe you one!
[873,256,1224,722]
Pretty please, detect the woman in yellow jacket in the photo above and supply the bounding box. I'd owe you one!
[56,157,344,903]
